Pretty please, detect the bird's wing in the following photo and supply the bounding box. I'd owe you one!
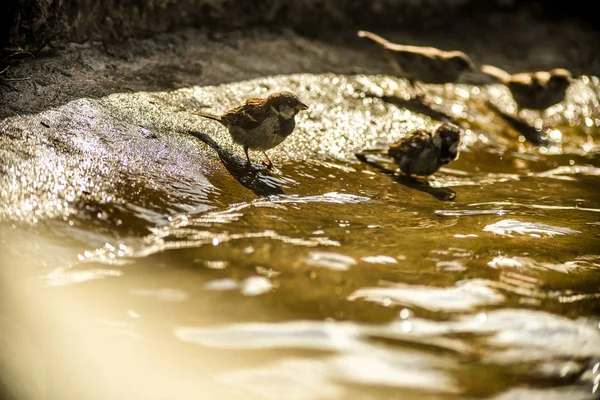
[481,64,512,83]
[387,130,433,160]
[220,98,270,130]
[508,72,547,98]
[358,30,446,57]
[530,71,552,86]
[387,44,448,58]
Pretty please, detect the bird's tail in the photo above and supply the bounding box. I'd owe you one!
[193,111,223,123]
[357,148,388,155]
[355,147,389,163]
[357,30,392,47]
[481,64,511,83]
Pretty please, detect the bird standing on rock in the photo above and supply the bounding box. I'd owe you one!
[481,64,572,110]
[191,91,308,172]
[357,30,476,97]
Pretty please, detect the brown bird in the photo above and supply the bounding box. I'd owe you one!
[358,124,461,178]
[193,91,308,171]
[357,30,476,96]
[388,124,461,177]
[481,64,572,110]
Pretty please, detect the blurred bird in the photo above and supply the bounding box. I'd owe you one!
[192,91,308,171]
[358,124,461,177]
[481,64,572,110]
[357,30,476,96]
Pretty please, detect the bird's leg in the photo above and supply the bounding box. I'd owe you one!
[409,79,426,99]
[262,151,274,170]
[244,146,256,173]
[409,79,433,105]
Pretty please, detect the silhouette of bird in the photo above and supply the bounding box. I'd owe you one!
[481,64,572,110]
[357,30,475,96]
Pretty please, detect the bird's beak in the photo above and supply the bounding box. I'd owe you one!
[296,102,309,111]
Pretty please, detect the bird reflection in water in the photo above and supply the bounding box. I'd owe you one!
[186,130,285,197]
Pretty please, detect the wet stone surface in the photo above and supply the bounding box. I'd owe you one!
[1,17,600,400]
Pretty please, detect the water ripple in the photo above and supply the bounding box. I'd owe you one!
[45,268,123,286]
[218,358,343,400]
[241,276,274,296]
[261,192,370,205]
[450,309,600,361]
[175,319,460,395]
[76,192,368,265]
[491,387,598,400]
[328,351,459,393]
[202,276,274,296]
[435,209,511,217]
[203,279,239,291]
[483,219,580,237]
[374,308,600,388]
[347,279,505,312]
[535,165,600,181]
[130,287,189,301]
[360,255,398,264]
[488,255,598,274]
[81,229,340,266]
[305,252,357,271]
[470,201,600,214]
[174,320,362,351]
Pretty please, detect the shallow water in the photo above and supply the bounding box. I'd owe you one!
[1,70,600,399]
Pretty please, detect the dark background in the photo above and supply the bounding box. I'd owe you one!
[1,0,597,51]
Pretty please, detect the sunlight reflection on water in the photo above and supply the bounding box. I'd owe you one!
[2,68,600,400]
[348,280,505,312]
[483,219,581,237]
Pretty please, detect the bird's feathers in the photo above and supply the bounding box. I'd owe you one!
[358,30,442,57]
[197,98,270,131]
[194,111,222,123]
[358,30,471,61]
[481,64,512,83]
[482,65,572,109]
[358,30,474,84]
[388,130,436,162]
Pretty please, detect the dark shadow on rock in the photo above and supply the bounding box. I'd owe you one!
[379,94,458,125]
[187,130,284,197]
[485,100,555,146]
[355,151,456,201]
[0,29,400,118]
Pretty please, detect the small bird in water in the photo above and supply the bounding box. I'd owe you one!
[192,91,308,171]
[481,64,572,110]
[357,30,475,96]
[359,124,461,178]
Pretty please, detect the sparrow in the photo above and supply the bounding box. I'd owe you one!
[358,124,461,178]
[193,91,308,171]
[357,30,476,95]
[481,64,572,110]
